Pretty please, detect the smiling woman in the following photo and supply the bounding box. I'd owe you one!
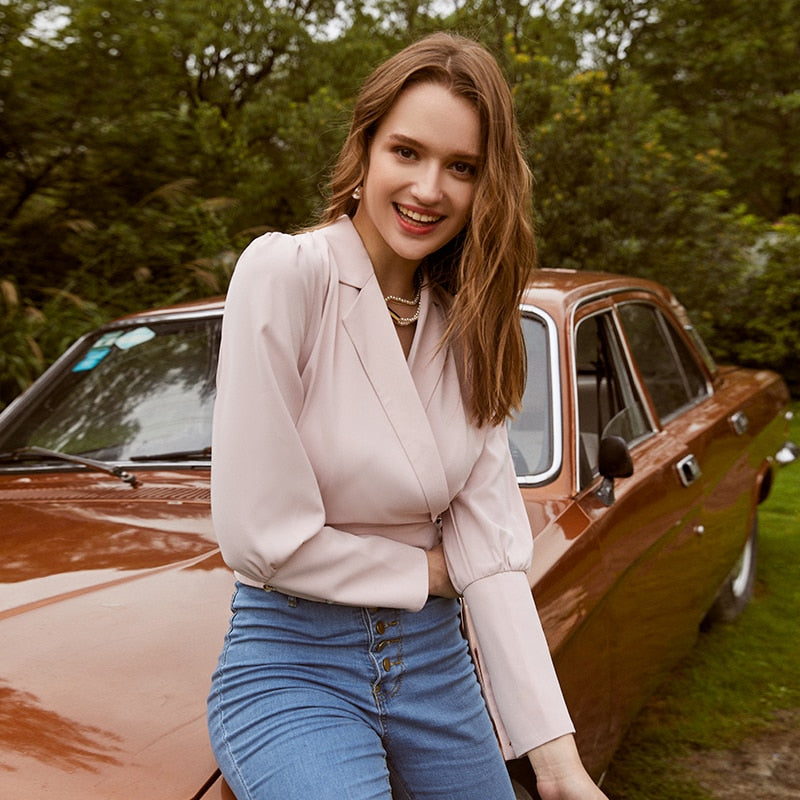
[208,31,607,800]
[351,83,481,287]
[319,32,537,428]
[351,81,481,358]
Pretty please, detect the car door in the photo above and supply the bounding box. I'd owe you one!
[616,300,760,616]
[570,296,715,754]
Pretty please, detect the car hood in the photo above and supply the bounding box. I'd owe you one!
[0,471,234,799]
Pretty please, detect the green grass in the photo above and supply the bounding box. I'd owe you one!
[601,404,800,800]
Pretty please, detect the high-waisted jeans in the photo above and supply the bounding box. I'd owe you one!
[207,583,516,800]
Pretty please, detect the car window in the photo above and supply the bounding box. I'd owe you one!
[508,312,559,484]
[670,303,717,375]
[574,311,651,489]
[617,302,709,422]
[0,316,220,461]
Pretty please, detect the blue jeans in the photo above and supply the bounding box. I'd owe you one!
[207,584,516,800]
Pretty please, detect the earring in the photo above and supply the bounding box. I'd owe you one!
[352,186,362,200]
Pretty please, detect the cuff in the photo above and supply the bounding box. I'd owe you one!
[462,571,574,757]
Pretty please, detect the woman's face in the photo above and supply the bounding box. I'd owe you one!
[352,82,481,274]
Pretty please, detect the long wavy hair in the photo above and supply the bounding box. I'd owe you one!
[319,33,535,426]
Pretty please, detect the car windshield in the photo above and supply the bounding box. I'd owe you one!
[507,311,560,484]
[0,314,221,463]
[0,307,556,478]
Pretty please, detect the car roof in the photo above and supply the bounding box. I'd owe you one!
[521,268,675,313]
[109,295,226,325]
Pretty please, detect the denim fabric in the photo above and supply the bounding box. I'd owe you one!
[207,584,516,800]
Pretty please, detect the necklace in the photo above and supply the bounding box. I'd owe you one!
[386,304,420,326]
[384,274,422,327]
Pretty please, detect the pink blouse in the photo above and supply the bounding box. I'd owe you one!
[211,216,574,756]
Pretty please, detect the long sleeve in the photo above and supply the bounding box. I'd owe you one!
[211,230,430,611]
[443,422,574,757]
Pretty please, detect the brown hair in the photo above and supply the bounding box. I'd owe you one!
[320,33,535,426]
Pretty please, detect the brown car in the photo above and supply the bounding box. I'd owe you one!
[0,269,794,799]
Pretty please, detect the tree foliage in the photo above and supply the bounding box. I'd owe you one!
[617,0,800,220]
[1,0,798,408]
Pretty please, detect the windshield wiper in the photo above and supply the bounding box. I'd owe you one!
[130,447,211,462]
[0,446,139,488]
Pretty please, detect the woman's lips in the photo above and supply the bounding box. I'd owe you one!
[394,203,444,229]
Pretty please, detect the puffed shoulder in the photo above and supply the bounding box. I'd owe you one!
[228,227,334,304]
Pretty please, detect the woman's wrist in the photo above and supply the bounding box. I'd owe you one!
[526,734,608,800]
[526,734,583,780]
[425,545,457,598]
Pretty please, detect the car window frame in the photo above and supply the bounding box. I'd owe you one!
[572,306,656,491]
[513,305,563,488]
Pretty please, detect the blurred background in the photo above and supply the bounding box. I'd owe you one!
[2,0,799,409]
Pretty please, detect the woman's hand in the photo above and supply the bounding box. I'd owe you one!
[527,734,608,800]
[425,544,458,598]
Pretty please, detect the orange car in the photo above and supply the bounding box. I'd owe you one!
[0,269,794,798]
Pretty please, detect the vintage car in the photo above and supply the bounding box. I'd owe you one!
[0,269,794,799]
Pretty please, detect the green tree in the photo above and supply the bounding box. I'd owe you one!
[520,68,750,323]
[714,216,800,395]
[1,0,798,410]
[0,0,352,407]
[586,0,800,220]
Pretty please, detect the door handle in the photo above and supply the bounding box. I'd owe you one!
[676,454,702,487]
[729,410,749,436]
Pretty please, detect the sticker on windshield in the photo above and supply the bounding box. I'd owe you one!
[114,326,156,350]
[94,331,124,347]
[72,347,111,372]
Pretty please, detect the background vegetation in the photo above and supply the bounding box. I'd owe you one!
[2,0,799,409]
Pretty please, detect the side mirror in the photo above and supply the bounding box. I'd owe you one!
[595,435,634,506]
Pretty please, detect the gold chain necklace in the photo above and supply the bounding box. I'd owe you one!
[384,274,421,327]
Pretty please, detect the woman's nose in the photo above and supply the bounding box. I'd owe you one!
[412,163,444,204]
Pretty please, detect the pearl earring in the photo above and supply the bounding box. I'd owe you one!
[352,186,362,200]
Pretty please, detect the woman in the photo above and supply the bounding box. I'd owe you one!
[208,32,608,800]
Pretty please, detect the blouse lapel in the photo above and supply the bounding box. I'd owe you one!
[327,218,451,518]
[407,289,449,412]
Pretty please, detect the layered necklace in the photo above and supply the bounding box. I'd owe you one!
[384,272,422,327]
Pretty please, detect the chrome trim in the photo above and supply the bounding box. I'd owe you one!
[776,440,799,466]
[676,453,702,487]
[515,304,562,487]
[729,410,750,436]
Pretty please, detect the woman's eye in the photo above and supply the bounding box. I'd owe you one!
[452,162,477,177]
[395,147,416,160]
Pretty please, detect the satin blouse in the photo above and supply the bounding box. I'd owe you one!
[211,216,574,756]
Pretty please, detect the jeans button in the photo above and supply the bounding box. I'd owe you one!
[382,657,392,672]
[376,620,386,635]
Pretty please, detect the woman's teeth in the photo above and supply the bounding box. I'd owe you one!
[396,205,441,224]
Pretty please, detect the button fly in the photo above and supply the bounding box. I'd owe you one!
[364,608,404,696]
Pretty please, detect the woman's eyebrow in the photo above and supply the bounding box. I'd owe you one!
[386,132,480,162]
